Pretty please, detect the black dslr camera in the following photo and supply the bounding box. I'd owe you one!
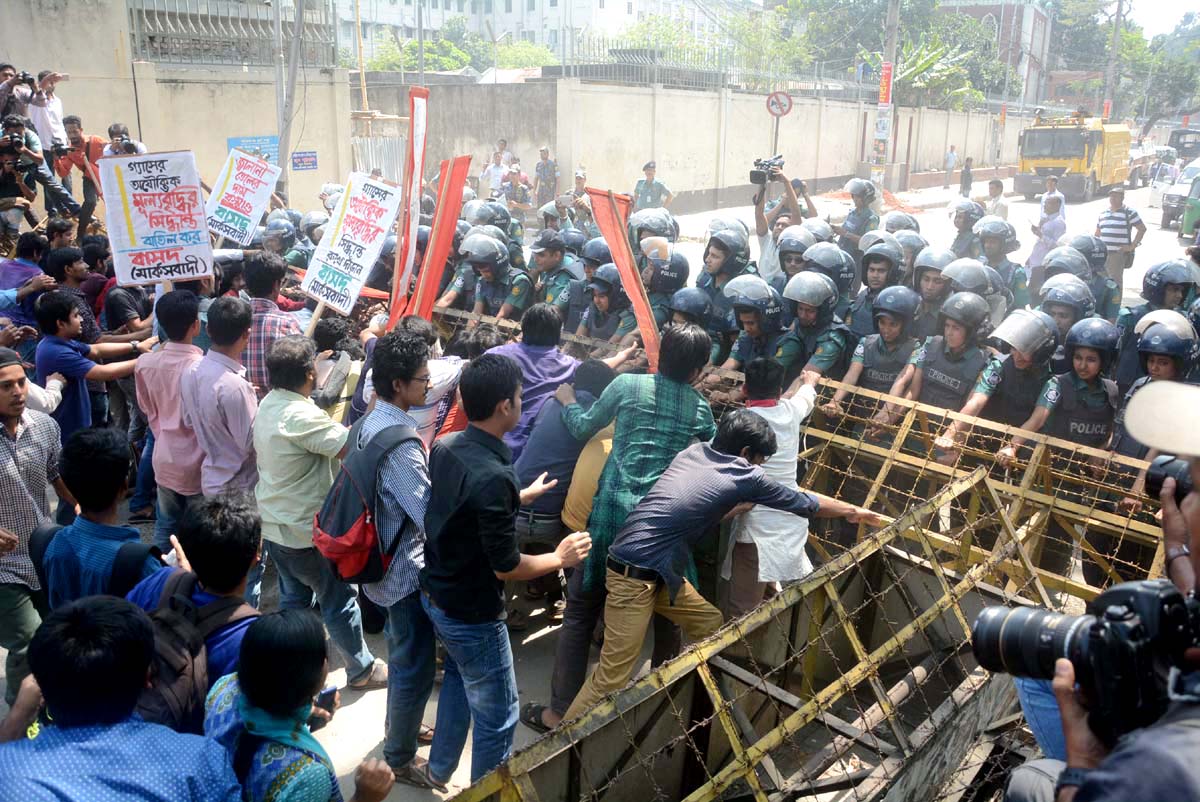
[113,135,139,155]
[750,155,784,185]
[5,132,22,148]
[1146,454,1194,505]
[15,71,36,91]
[972,579,1200,744]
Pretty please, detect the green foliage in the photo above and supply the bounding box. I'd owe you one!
[364,34,471,72]
[363,16,557,73]
[859,33,983,110]
[495,40,559,68]
[442,15,497,71]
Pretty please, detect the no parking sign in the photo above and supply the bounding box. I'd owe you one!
[766,91,793,118]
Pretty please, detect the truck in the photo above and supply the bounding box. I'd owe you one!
[1168,128,1200,162]
[1014,111,1131,203]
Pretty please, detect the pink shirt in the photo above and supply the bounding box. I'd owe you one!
[135,342,204,496]
[180,350,259,496]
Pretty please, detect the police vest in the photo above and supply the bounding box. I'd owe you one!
[858,334,916,394]
[1115,303,1151,395]
[848,288,879,338]
[1044,372,1118,448]
[478,269,530,315]
[1087,275,1116,317]
[911,307,941,342]
[735,330,789,366]
[980,356,1047,427]
[563,279,590,333]
[989,258,1018,286]
[918,337,987,411]
[582,303,626,340]
[1109,375,1151,459]
[787,318,855,383]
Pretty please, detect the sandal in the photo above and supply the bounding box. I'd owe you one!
[348,659,388,690]
[393,756,448,792]
[519,702,554,735]
[418,723,434,744]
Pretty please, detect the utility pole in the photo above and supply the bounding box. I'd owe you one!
[417,0,426,85]
[883,0,899,68]
[1102,0,1123,119]
[869,0,900,188]
[278,0,306,199]
[272,0,286,137]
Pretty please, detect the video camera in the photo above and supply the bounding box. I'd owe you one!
[1147,455,1194,505]
[50,143,72,158]
[972,579,1200,745]
[112,135,140,155]
[750,155,785,186]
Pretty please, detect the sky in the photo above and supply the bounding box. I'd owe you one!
[1125,3,1189,40]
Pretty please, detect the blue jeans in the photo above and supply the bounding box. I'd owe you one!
[153,486,201,552]
[25,161,80,215]
[383,591,436,767]
[1014,677,1066,761]
[422,594,519,784]
[266,539,376,682]
[128,431,156,513]
[243,559,265,609]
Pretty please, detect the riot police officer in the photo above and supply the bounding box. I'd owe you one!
[894,229,929,283]
[943,257,1011,326]
[822,285,921,418]
[801,217,836,243]
[530,229,577,313]
[882,210,920,234]
[1062,233,1121,322]
[1038,273,1096,374]
[577,263,636,343]
[948,198,985,259]
[717,275,794,371]
[560,228,588,259]
[976,215,1029,309]
[802,241,855,319]
[639,237,689,327]
[1114,259,1196,395]
[667,287,713,330]
[910,246,954,341]
[285,210,327,268]
[628,207,679,250]
[772,225,818,296]
[364,233,397,292]
[902,291,991,413]
[435,221,480,310]
[778,271,853,382]
[468,199,526,274]
[697,227,758,364]
[847,238,904,338]
[463,232,533,320]
[833,178,879,270]
[560,236,613,332]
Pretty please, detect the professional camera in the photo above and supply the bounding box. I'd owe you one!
[5,132,22,148]
[972,579,1200,744]
[113,135,139,155]
[50,143,71,158]
[1146,455,1194,505]
[15,71,36,91]
[750,155,785,186]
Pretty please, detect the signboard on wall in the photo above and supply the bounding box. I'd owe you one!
[226,135,280,165]
[292,151,319,171]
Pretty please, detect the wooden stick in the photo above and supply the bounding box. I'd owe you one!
[304,302,326,336]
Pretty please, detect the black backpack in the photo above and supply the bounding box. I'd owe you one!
[28,522,163,604]
[313,418,422,584]
[135,569,259,733]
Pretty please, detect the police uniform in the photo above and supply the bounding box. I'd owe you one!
[837,207,879,268]
[852,335,918,394]
[847,287,880,338]
[910,305,942,342]
[445,263,478,310]
[698,264,758,363]
[284,243,312,269]
[768,274,798,328]
[729,330,793,370]
[910,336,987,411]
[539,261,577,312]
[975,355,1050,427]
[563,278,591,333]
[950,230,983,260]
[649,291,673,328]
[987,258,1030,310]
[1109,375,1152,459]
[1038,372,1119,448]
[579,304,636,341]
[775,319,852,382]
[1087,274,1122,321]
[1114,303,1152,395]
[475,269,533,316]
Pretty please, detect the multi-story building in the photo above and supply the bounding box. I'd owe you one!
[941,0,1052,105]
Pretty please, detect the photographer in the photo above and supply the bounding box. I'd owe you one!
[0,150,35,243]
[753,164,805,283]
[28,71,69,214]
[0,64,34,118]
[0,114,80,217]
[55,116,105,240]
[102,123,146,157]
[1005,380,1200,802]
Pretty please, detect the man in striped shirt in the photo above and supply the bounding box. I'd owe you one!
[1095,187,1146,296]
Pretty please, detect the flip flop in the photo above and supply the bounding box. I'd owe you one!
[519,702,553,735]
[348,659,388,690]
[393,756,448,792]
[418,723,434,744]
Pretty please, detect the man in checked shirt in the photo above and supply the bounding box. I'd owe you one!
[241,252,301,399]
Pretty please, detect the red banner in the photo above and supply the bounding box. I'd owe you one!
[878,62,893,105]
[389,86,430,320]
[402,155,473,322]
[586,188,660,373]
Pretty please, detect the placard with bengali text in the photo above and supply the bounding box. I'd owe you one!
[205,149,283,246]
[300,173,402,315]
[98,150,214,286]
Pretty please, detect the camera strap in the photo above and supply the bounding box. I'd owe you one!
[1168,667,1200,703]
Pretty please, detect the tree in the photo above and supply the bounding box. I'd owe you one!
[364,33,471,72]
[928,13,1020,98]
[859,33,983,110]
[495,40,558,69]
[441,15,493,71]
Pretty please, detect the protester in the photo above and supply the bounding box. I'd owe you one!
[0,232,54,363]
[242,252,302,400]
[0,597,242,800]
[253,335,387,689]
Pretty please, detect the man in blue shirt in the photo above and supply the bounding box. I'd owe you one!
[562,408,880,721]
[42,427,163,609]
[126,493,261,683]
[0,596,241,801]
[33,290,153,445]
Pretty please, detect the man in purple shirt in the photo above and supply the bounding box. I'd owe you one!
[181,297,258,497]
[0,233,54,365]
[486,303,633,460]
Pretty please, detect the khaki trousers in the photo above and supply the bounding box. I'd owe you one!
[564,569,724,720]
[1105,249,1135,296]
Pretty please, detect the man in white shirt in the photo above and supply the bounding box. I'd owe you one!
[101,123,148,157]
[1039,175,1066,221]
[722,358,821,618]
[985,179,1009,220]
[480,151,506,196]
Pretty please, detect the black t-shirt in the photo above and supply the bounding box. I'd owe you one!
[103,285,151,364]
[420,425,521,623]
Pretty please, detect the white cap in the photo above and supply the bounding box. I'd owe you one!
[1125,381,1200,456]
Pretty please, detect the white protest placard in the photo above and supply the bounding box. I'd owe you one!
[205,148,283,245]
[300,173,402,315]
[98,150,214,286]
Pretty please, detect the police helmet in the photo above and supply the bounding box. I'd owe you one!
[1142,259,1197,308]
[1136,317,1197,375]
[938,291,991,342]
[323,190,343,213]
[803,242,854,297]
[1042,246,1091,281]
[1039,274,1096,320]
[1062,234,1108,276]
[582,237,612,267]
[871,285,921,336]
[894,229,929,260]
[320,182,343,198]
[466,224,508,246]
[265,219,297,252]
[723,275,785,335]
[844,178,878,205]
[1133,309,1197,341]
[706,216,751,241]
[941,258,991,296]
[801,217,835,243]
[378,234,397,260]
[266,208,289,225]
[461,185,477,202]
[911,246,956,288]
[538,200,562,224]
[973,215,1019,253]
[300,210,329,238]
[560,228,588,257]
[645,244,689,294]
[1064,318,1121,370]
[461,198,486,224]
[776,225,817,261]
[629,207,679,243]
[477,200,512,232]
[453,219,472,251]
[882,211,920,234]
[459,232,510,278]
[858,229,901,255]
[705,229,751,276]
[989,309,1060,365]
[668,287,712,324]
[949,198,986,228]
[783,271,839,328]
[416,225,431,253]
[860,240,904,286]
[420,195,436,216]
[588,263,629,308]
[248,225,265,250]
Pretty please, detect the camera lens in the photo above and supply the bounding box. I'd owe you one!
[972,605,1094,681]
[1146,455,1193,504]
